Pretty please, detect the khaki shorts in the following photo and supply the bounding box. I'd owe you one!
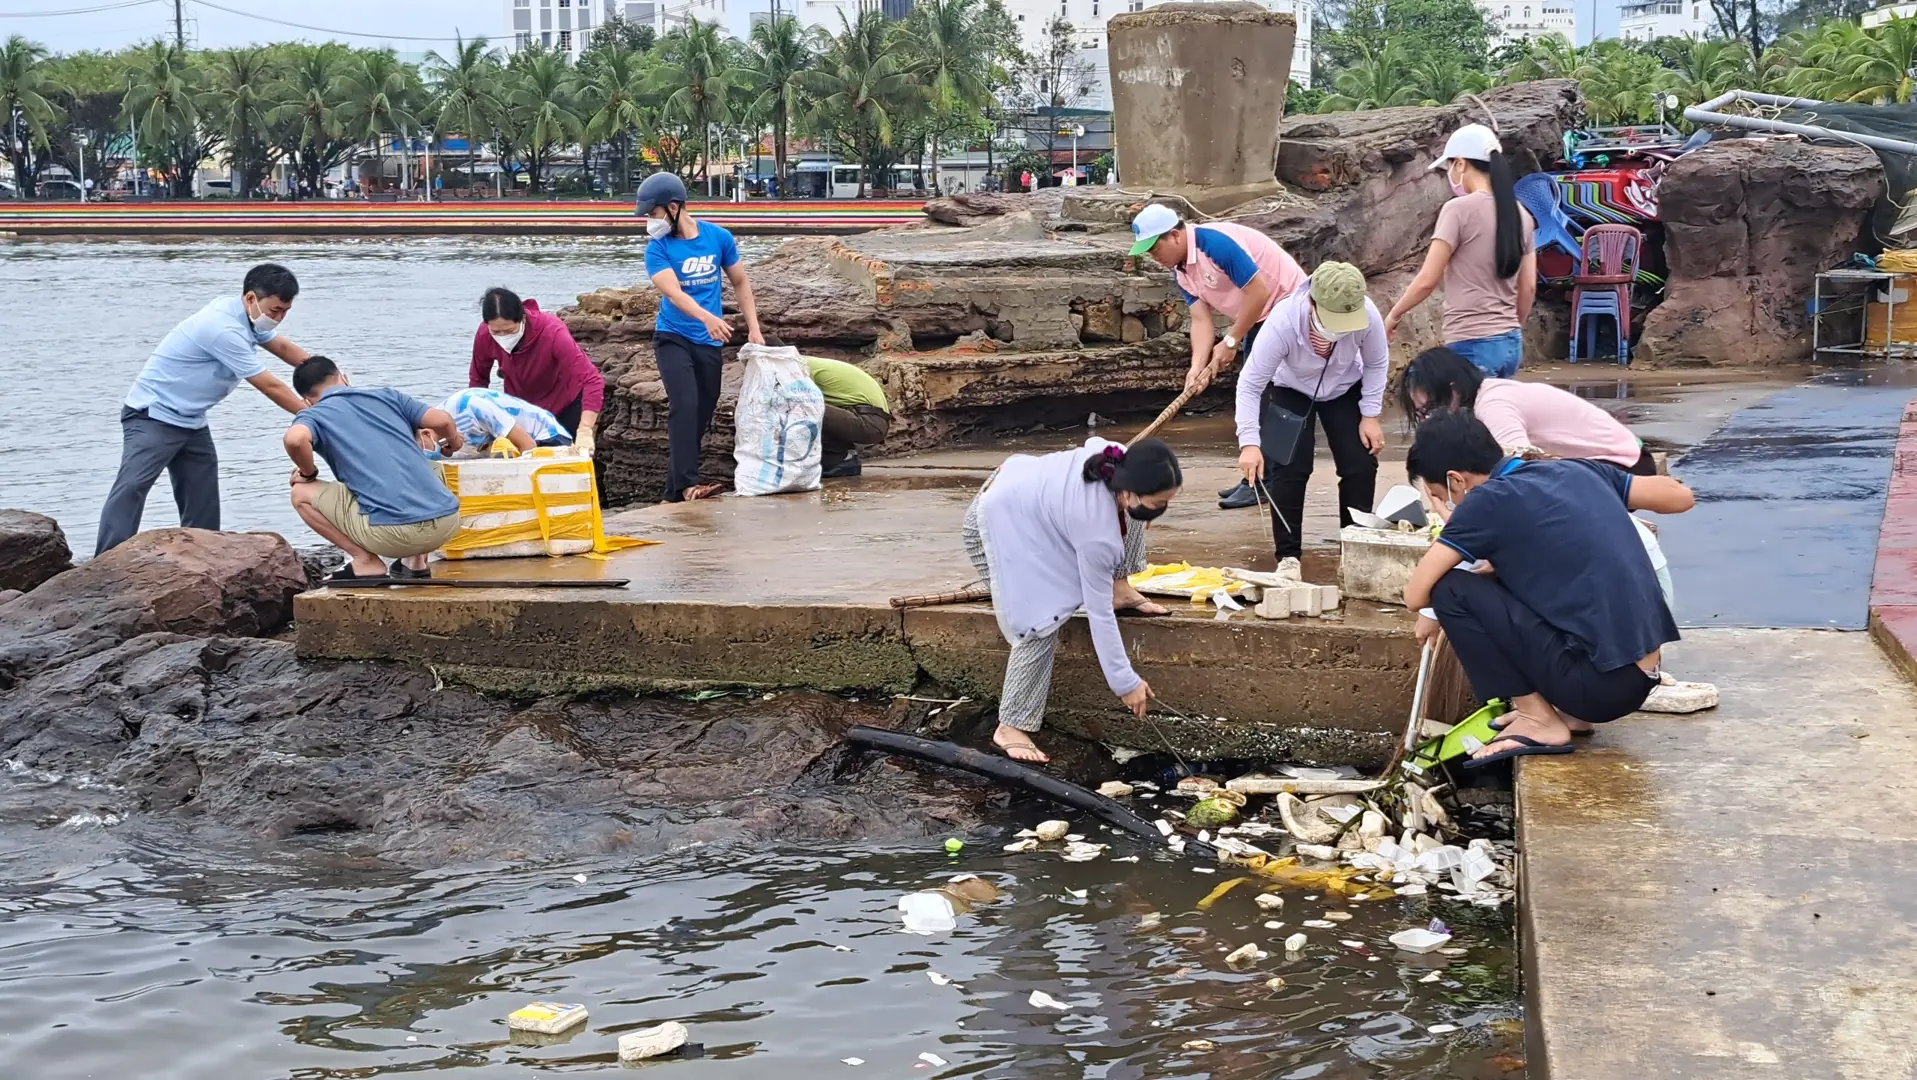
[311,482,459,558]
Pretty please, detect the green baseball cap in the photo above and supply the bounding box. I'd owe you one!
[1309,261,1370,335]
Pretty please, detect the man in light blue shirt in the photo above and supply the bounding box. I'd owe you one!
[437,387,571,453]
[95,263,312,555]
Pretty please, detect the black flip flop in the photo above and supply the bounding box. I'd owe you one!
[389,560,432,580]
[1460,733,1575,771]
[324,566,393,586]
[1116,606,1174,618]
[1491,716,1594,737]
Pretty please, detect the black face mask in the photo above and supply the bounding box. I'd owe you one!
[1127,502,1167,522]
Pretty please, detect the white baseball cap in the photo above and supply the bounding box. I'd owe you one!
[1129,203,1181,256]
[1431,123,1502,170]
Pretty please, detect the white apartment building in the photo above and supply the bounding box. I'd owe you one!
[1477,0,1574,47]
[1861,1,1917,27]
[1000,0,1314,110]
[1618,0,1710,39]
[506,0,735,58]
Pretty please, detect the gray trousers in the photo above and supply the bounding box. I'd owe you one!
[95,406,220,556]
[962,491,1150,733]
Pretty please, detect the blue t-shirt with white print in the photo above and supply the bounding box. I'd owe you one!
[645,220,741,343]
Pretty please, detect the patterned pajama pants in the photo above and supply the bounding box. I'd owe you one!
[961,491,1150,732]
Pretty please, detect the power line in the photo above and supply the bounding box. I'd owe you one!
[183,0,482,41]
[0,0,156,16]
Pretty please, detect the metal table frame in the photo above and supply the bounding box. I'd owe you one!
[1813,268,1914,363]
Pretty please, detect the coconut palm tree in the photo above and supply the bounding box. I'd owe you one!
[654,17,738,195]
[269,42,355,196]
[504,48,581,193]
[1662,37,1754,110]
[577,42,651,194]
[1575,42,1670,125]
[800,7,916,197]
[1504,34,1580,81]
[0,35,59,198]
[424,35,505,194]
[201,46,278,197]
[1408,53,1491,107]
[740,15,815,194]
[337,48,421,193]
[1793,16,1917,104]
[1321,42,1422,111]
[903,0,996,193]
[123,40,205,197]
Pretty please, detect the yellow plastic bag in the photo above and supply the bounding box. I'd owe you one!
[1128,561,1253,604]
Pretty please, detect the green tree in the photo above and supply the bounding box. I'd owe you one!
[124,40,206,197]
[1284,77,1328,115]
[654,17,738,195]
[1408,52,1491,106]
[1661,37,1755,109]
[337,47,421,193]
[504,47,581,193]
[42,50,125,199]
[1789,17,1917,103]
[800,6,916,197]
[201,46,279,197]
[1322,41,1423,110]
[903,0,1000,193]
[1325,0,1494,74]
[1,35,60,197]
[1575,41,1671,124]
[1502,33,1580,80]
[587,12,657,55]
[269,42,355,196]
[739,15,816,192]
[424,35,505,193]
[577,42,651,193]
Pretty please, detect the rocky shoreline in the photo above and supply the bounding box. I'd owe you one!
[0,522,997,866]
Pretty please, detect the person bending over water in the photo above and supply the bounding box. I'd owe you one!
[962,438,1183,763]
[1397,346,1656,475]
[1402,410,1693,766]
[469,287,605,458]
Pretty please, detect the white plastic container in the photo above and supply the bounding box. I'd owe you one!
[438,451,598,559]
[506,1001,589,1034]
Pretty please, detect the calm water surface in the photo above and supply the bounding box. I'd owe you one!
[0,239,1517,1077]
[0,236,770,555]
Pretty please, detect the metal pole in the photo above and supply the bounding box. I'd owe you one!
[1685,89,1917,156]
[174,0,185,47]
[77,137,86,202]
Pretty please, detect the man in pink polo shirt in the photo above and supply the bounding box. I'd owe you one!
[1131,203,1308,509]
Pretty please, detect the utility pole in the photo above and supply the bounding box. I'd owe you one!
[174,0,185,48]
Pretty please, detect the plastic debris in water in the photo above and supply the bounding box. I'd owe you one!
[1323,911,1353,922]
[1183,1039,1218,1051]
[1195,876,1249,910]
[1003,838,1040,853]
[919,1052,948,1066]
[1097,781,1134,798]
[1034,820,1070,842]
[1029,990,1071,1011]
[944,838,964,854]
[842,1058,865,1066]
[1263,920,1285,930]
[572,874,589,884]
[1284,933,1308,952]
[899,892,959,935]
[1428,918,1450,936]
[1254,893,1284,910]
[1224,943,1268,966]
[1265,976,1286,990]
[1428,1024,1459,1034]
[1065,888,1088,900]
[617,1021,690,1062]
[1389,927,1453,953]
[1420,971,1444,983]
[926,971,955,986]
[507,1001,588,1034]
[1302,919,1336,929]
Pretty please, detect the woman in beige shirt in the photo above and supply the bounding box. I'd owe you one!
[1383,123,1537,377]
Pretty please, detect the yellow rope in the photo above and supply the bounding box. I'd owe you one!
[438,460,653,558]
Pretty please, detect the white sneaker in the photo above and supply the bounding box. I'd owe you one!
[1276,556,1301,579]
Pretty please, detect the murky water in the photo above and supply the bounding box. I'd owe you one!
[0,237,768,556]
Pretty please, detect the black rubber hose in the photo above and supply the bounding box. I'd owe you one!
[842,725,1220,862]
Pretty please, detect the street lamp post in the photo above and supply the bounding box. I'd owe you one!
[77,134,88,203]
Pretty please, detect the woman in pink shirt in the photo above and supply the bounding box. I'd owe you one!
[1397,347,1654,474]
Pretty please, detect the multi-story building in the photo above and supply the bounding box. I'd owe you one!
[1477,0,1575,47]
[506,0,739,58]
[1618,0,1710,40]
[1860,0,1916,25]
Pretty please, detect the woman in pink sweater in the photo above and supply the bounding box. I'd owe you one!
[1397,347,1653,475]
[469,287,607,457]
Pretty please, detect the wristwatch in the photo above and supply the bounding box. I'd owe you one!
[1221,333,1239,350]
[299,469,319,481]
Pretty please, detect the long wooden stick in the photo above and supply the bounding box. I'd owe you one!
[1130,383,1201,445]
[890,584,992,609]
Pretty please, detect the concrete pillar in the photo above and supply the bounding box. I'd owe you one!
[1106,1,1295,213]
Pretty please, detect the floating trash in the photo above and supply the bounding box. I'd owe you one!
[1034,820,1070,842]
[1265,976,1286,990]
[926,971,955,987]
[1254,893,1284,910]
[1183,1039,1218,1051]
[1003,838,1040,853]
[1097,781,1135,798]
[1427,1024,1459,1035]
[919,1052,948,1067]
[1284,933,1308,952]
[842,1058,865,1066]
[1029,990,1071,1011]
[1302,919,1336,929]
[1420,971,1444,983]
[1263,920,1284,930]
[1224,942,1267,966]
[617,1021,690,1062]
[507,1001,588,1034]
[1389,927,1452,953]
[1322,911,1353,922]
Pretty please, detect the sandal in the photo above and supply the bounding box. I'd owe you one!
[1460,733,1575,771]
[683,483,727,501]
[324,566,392,586]
[389,560,432,580]
[993,730,1051,764]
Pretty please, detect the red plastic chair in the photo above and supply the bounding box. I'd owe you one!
[1570,224,1641,363]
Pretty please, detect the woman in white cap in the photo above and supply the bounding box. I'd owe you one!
[1383,123,1536,378]
[1130,202,1307,510]
[1235,261,1389,573]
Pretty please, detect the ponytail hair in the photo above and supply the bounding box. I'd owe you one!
[1083,438,1183,494]
[1483,150,1523,280]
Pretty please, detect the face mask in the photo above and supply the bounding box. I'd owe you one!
[246,297,280,334]
[645,216,671,240]
[1443,475,1463,512]
[1311,314,1345,342]
[1127,502,1167,522]
[492,327,525,353]
[1448,164,1468,199]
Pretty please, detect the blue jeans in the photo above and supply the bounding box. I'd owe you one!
[1447,329,1523,378]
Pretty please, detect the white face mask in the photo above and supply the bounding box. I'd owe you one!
[492,327,525,353]
[645,217,672,240]
[1311,314,1345,342]
[246,296,280,334]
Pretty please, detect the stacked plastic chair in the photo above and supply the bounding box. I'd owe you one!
[1569,223,1641,364]
[1513,172,1584,271]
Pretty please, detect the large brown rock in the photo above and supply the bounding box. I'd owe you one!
[0,510,72,593]
[1639,139,1882,367]
[0,528,305,688]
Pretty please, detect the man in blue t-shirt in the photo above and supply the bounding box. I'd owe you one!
[1402,409,1696,768]
[636,172,766,503]
[95,263,314,555]
[284,356,464,583]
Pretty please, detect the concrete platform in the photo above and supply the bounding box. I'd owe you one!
[1518,628,1917,1079]
[294,437,1423,760]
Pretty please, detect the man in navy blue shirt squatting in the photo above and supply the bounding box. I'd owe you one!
[1401,409,1696,767]
[636,173,766,503]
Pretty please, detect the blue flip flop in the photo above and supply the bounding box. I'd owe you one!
[1460,733,1575,770]
[1491,716,1595,738]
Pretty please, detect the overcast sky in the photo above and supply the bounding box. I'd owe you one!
[8,0,1618,56]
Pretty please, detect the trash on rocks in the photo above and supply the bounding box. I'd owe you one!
[1284,933,1308,952]
[1034,820,1070,842]
[1183,1038,1218,1051]
[1427,1024,1459,1035]
[1003,838,1040,853]
[1029,990,1072,1011]
[1062,841,1108,862]
[1358,811,1387,849]
[617,1021,690,1062]
[1295,843,1340,861]
[1420,970,1444,983]
[1254,892,1284,910]
[1225,943,1267,966]
[1196,876,1250,910]
[1175,776,1220,796]
[919,1052,948,1067]
[507,1001,588,1034]
[1389,927,1453,953]
[1226,774,1387,796]
[1322,911,1353,922]
[1302,919,1336,929]
[1138,911,1163,930]
[1265,976,1286,990]
[1097,781,1135,798]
